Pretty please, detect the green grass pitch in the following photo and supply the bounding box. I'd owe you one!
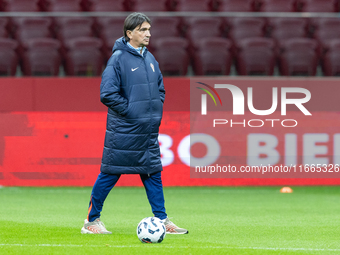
[1,186,340,255]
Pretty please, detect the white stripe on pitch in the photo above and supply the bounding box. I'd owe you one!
[1,244,340,251]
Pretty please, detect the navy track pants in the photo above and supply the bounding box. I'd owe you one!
[87,171,167,222]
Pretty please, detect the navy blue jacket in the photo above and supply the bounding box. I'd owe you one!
[100,37,165,175]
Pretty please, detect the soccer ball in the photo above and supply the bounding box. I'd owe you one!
[136,217,166,243]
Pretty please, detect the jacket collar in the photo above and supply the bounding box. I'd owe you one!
[112,37,148,58]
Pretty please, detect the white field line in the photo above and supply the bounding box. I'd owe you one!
[0,244,340,251]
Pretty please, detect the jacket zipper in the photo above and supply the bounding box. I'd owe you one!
[143,53,152,174]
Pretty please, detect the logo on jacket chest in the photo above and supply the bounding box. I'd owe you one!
[130,63,155,73]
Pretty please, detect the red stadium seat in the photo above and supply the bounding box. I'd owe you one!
[64,37,103,76]
[313,18,340,50]
[185,17,223,42]
[174,0,212,11]
[55,17,94,43]
[96,17,125,60]
[228,18,265,43]
[184,17,223,59]
[12,17,52,59]
[258,0,297,12]
[216,0,255,11]
[192,37,232,75]
[44,0,82,11]
[268,18,308,43]
[279,38,319,76]
[236,37,276,75]
[322,39,340,76]
[129,0,168,11]
[21,38,61,76]
[13,17,52,43]
[104,37,118,60]
[297,0,338,12]
[0,38,18,76]
[148,17,181,52]
[86,0,126,11]
[96,16,125,39]
[153,37,190,76]
[2,0,40,11]
[150,17,180,38]
[0,18,8,38]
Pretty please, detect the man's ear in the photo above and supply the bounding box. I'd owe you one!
[126,30,132,40]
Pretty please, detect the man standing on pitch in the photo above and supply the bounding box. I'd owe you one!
[81,12,188,235]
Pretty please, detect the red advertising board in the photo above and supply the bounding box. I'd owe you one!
[1,77,340,186]
[190,77,340,180]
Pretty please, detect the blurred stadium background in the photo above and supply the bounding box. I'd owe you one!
[1,0,340,187]
[0,0,340,76]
